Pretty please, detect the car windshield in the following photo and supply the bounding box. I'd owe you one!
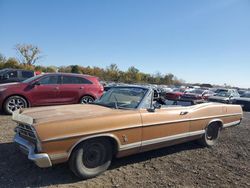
[188,89,204,94]
[22,74,43,83]
[215,91,231,97]
[215,89,227,93]
[94,87,148,109]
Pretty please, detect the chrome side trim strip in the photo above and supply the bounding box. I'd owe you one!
[223,120,241,128]
[43,113,242,143]
[119,142,141,151]
[119,130,205,151]
[142,113,242,127]
[141,130,205,147]
[43,125,141,142]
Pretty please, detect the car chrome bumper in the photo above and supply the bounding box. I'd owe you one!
[14,134,52,168]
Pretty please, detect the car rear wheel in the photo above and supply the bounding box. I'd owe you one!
[69,139,112,179]
[198,122,221,147]
[3,96,28,115]
[80,96,94,104]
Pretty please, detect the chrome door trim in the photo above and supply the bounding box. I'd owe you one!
[119,130,205,151]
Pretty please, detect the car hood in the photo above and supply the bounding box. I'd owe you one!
[208,96,229,100]
[184,93,199,96]
[0,82,20,87]
[234,97,250,102]
[0,82,26,89]
[15,104,126,125]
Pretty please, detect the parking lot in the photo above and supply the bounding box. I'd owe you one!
[0,112,249,188]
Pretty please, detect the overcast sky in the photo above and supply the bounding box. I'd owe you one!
[0,0,249,88]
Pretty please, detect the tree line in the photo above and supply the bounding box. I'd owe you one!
[0,44,184,85]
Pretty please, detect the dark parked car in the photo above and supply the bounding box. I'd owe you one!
[208,89,240,104]
[233,92,250,111]
[0,73,103,114]
[238,90,248,97]
[0,68,35,84]
[162,98,205,106]
[104,86,114,92]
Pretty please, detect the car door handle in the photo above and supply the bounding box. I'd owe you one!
[180,111,188,115]
[80,86,84,89]
[54,87,59,90]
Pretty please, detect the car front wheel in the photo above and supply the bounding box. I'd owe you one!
[3,96,28,115]
[69,139,112,179]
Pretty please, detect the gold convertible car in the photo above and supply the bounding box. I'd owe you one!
[13,86,243,179]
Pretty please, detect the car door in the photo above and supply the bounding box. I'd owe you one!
[139,93,190,152]
[29,75,60,106]
[58,75,92,104]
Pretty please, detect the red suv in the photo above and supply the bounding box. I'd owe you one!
[0,73,104,114]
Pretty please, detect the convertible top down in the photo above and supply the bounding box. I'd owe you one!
[13,86,243,179]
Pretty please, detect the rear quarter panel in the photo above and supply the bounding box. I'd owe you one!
[189,103,243,132]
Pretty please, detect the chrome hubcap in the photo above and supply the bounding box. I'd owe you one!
[7,97,26,112]
[81,97,94,104]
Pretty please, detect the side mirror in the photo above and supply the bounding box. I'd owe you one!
[147,106,155,112]
[32,81,41,86]
[147,103,161,112]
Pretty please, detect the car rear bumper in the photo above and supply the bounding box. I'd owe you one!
[14,134,52,168]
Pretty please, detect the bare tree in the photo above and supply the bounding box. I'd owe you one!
[15,44,42,65]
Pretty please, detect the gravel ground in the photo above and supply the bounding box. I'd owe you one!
[0,112,249,188]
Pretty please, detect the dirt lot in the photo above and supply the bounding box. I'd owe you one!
[0,112,249,188]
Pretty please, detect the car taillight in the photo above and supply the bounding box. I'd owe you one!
[97,82,104,91]
[100,85,104,92]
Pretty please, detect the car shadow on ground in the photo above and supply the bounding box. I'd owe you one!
[0,111,7,115]
[0,141,203,187]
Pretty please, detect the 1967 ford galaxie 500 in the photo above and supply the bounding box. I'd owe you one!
[13,86,243,179]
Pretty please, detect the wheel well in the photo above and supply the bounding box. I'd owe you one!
[207,120,223,129]
[3,94,30,108]
[206,120,223,136]
[69,136,119,159]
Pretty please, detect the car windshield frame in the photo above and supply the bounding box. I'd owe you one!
[93,86,149,110]
[21,74,44,83]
